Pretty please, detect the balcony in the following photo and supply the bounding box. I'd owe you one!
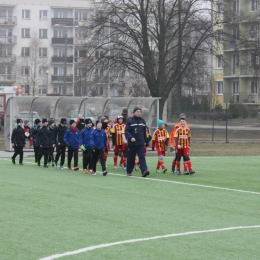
[52,56,73,63]
[52,18,74,26]
[51,75,73,82]
[52,37,73,44]
[0,74,15,82]
[0,36,17,44]
[74,56,94,64]
[0,54,16,63]
[0,16,17,25]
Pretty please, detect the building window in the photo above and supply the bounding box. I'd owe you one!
[216,3,223,17]
[53,29,67,38]
[232,81,239,95]
[216,81,223,94]
[21,47,30,57]
[216,55,223,69]
[249,24,259,38]
[231,26,239,40]
[75,11,87,21]
[95,68,103,76]
[39,10,48,20]
[39,66,48,76]
[21,28,30,38]
[216,29,223,42]
[250,81,258,94]
[39,85,47,94]
[250,53,260,68]
[21,85,29,94]
[231,54,239,74]
[250,0,258,11]
[54,67,64,75]
[53,86,66,95]
[21,66,30,75]
[39,29,48,39]
[53,48,65,57]
[39,48,48,57]
[54,11,68,18]
[232,1,239,13]
[22,10,30,19]
[95,50,104,59]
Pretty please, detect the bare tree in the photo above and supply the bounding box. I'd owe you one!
[15,36,49,96]
[80,0,221,117]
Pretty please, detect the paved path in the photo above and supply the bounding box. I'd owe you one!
[0,150,35,158]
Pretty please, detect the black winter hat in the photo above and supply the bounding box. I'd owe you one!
[42,118,48,124]
[34,118,41,125]
[133,107,141,113]
[17,118,23,124]
[85,118,92,124]
[60,118,66,124]
[70,119,75,125]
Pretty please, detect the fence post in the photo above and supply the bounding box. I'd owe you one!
[212,109,214,141]
[225,103,228,143]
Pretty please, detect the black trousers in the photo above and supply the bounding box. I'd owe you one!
[55,146,66,166]
[33,146,39,163]
[38,148,50,166]
[83,149,93,170]
[92,148,106,173]
[67,148,78,168]
[12,146,23,163]
[48,147,55,163]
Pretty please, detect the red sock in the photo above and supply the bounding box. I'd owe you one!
[172,160,176,170]
[156,161,160,170]
[188,160,192,171]
[161,161,165,170]
[176,161,180,171]
[113,155,118,166]
[184,161,188,171]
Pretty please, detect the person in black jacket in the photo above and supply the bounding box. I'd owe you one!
[11,118,26,165]
[125,107,150,177]
[48,120,57,166]
[31,118,42,165]
[54,118,68,169]
[37,118,51,168]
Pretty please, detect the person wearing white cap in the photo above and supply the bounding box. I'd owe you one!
[152,119,169,173]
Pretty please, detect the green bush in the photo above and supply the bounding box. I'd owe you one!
[229,103,248,119]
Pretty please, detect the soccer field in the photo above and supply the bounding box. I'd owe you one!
[1,156,260,260]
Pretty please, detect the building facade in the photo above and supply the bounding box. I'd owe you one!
[213,0,260,109]
[0,0,94,96]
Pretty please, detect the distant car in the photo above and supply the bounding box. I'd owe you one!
[16,111,41,123]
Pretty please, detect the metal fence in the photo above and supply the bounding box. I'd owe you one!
[167,105,260,143]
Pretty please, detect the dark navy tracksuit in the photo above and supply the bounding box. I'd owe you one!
[55,124,68,167]
[31,125,41,163]
[11,125,26,164]
[37,126,52,166]
[125,116,148,174]
[79,126,95,170]
[92,128,107,173]
[63,127,79,168]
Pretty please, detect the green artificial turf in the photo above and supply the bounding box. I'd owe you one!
[0,155,259,260]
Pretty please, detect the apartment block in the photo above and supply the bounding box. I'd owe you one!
[0,0,93,96]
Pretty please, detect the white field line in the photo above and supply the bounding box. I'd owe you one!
[2,158,260,196]
[39,225,260,260]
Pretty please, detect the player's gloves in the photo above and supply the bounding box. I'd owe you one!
[81,145,86,151]
[25,132,30,137]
